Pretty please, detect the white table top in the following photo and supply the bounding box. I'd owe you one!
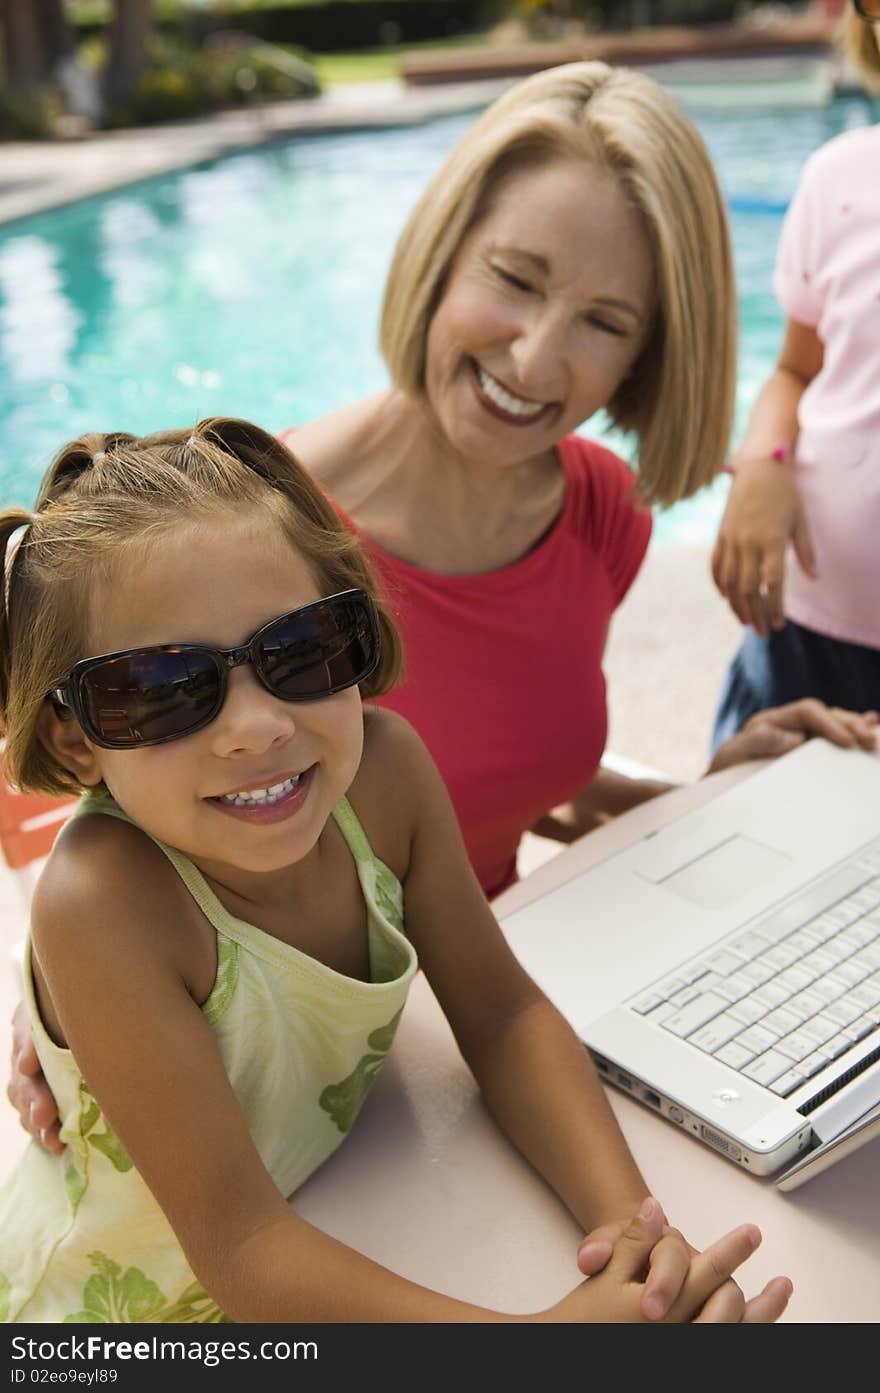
[293,764,880,1323]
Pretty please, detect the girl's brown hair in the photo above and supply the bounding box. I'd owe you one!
[0,418,402,796]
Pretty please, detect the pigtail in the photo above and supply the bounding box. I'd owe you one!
[0,508,38,741]
[35,432,138,508]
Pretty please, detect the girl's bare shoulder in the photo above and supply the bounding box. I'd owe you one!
[31,809,207,979]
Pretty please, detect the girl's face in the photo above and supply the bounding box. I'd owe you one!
[75,509,365,890]
[424,157,656,469]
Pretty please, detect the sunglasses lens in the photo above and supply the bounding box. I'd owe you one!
[79,650,221,747]
[260,595,378,700]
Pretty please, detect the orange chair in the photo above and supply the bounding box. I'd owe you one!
[0,742,75,898]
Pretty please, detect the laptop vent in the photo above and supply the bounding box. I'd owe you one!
[797,1043,880,1116]
[700,1125,741,1161]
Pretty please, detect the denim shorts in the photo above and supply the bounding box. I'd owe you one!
[711,619,880,755]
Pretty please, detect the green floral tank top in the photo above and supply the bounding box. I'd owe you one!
[0,792,417,1323]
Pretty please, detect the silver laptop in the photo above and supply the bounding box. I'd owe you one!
[499,738,880,1191]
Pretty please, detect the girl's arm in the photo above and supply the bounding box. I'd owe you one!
[33,810,762,1323]
[712,316,823,636]
[376,718,783,1286]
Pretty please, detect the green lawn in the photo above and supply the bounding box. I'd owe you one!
[311,34,495,86]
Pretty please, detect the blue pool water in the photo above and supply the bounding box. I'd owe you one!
[0,94,876,542]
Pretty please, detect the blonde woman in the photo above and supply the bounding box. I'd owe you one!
[711,4,880,747]
[286,60,866,901]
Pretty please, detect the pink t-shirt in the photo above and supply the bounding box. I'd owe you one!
[338,435,650,899]
[773,123,880,647]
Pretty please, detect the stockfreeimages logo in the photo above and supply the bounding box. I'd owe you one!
[10,1335,317,1370]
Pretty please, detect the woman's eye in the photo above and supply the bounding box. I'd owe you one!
[493,265,533,293]
[586,315,626,337]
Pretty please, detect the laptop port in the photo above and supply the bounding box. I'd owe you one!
[616,1070,632,1090]
[643,1089,661,1108]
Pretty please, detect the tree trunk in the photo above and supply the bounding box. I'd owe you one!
[105,0,154,111]
[0,0,51,89]
[38,0,75,68]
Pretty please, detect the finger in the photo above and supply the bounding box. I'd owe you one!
[792,508,817,578]
[576,1221,623,1276]
[668,1224,761,1318]
[11,1002,40,1077]
[28,1088,60,1134]
[741,1277,794,1324]
[828,708,880,750]
[760,552,787,631]
[40,1125,66,1157]
[692,1278,747,1324]
[735,550,765,637]
[739,723,804,760]
[754,699,857,746]
[604,1197,666,1283]
[640,1229,691,1321]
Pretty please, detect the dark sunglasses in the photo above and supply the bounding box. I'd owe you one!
[53,589,380,750]
[854,0,880,18]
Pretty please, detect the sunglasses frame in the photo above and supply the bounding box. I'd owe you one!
[53,588,380,750]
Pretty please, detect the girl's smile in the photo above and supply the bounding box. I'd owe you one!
[207,763,316,822]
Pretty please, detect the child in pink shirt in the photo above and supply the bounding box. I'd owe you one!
[711,4,880,747]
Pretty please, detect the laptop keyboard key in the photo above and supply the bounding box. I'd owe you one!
[743,1050,789,1085]
[663,992,728,1038]
[714,1040,755,1069]
[689,1013,743,1053]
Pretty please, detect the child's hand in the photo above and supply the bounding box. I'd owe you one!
[712,455,816,637]
[541,1197,793,1323]
[576,1199,700,1321]
[7,1000,65,1156]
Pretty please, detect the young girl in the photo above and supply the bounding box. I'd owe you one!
[0,419,791,1323]
[711,2,880,748]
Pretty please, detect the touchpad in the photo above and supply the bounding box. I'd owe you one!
[657,835,789,911]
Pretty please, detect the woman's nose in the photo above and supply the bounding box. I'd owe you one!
[509,308,568,394]
[209,667,296,757]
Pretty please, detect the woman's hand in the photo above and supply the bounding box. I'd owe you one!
[8,1000,64,1155]
[711,456,816,637]
[707,699,879,775]
[542,1197,792,1323]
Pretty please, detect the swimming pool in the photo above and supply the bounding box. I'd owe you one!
[0,93,876,542]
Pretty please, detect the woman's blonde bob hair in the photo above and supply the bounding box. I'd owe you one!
[380,60,736,507]
[0,418,402,797]
[841,7,880,89]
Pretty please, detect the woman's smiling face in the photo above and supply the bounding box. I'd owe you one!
[423,156,656,469]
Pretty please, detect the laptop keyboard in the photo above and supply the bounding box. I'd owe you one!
[629,837,880,1097]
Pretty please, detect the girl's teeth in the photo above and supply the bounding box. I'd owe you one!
[219,774,301,807]
[477,365,545,419]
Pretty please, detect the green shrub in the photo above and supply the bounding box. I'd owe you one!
[103,33,319,127]
[0,85,62,140]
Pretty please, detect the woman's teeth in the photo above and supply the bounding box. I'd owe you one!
[476,364,546,419]
[218,775,301,808]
